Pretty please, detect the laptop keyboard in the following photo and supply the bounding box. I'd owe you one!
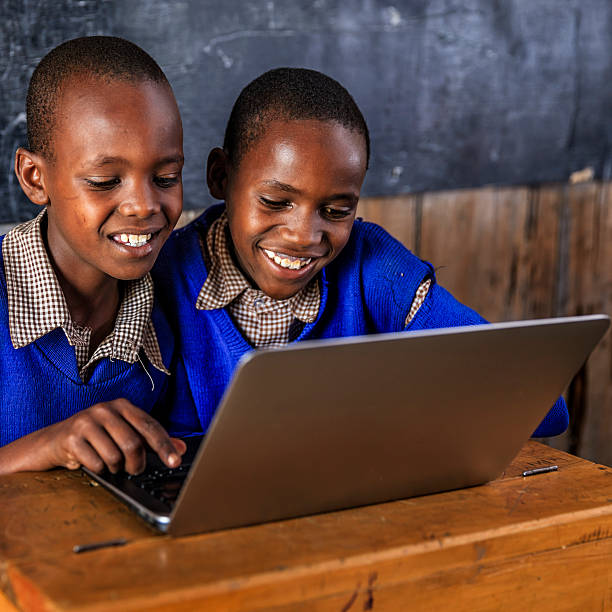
[123,436,203,506]
[126,463,191,505]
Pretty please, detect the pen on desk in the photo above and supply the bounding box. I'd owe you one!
[522,465,558,477]
[73,537,128,554]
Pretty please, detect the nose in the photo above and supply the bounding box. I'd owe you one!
[117,179,160,218]
[282,208,323,248]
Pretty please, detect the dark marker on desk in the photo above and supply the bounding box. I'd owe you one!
[522,465,558,477]
[73,537,128,554]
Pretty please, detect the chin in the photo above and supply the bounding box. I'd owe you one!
[108,264,153,281]
[264,285,304,301]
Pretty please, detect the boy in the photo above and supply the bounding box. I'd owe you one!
[0,37,185,474]
[153,68,568,437]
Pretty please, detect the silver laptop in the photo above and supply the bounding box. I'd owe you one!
[84,314,609,536]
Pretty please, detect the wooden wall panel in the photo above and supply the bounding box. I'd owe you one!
[355,195,419,251]
[356,182,612,466]
[564,183,612,462]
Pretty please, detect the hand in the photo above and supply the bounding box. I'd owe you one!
[0,398,187,475]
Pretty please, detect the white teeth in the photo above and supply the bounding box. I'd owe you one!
[263,248,312,270]
[114,233,153,247]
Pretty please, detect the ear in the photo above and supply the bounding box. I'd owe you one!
[206,147,230,200]
[14,147,49,206]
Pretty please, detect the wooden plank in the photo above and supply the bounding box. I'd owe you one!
[0,470,156,565]
[521,184,563,320]
[566,181,612,465]
[415,185,564,323]
[3,443,612,611]
[0,592,17,612]
[356,194,419,251]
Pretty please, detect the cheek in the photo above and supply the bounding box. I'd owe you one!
[231,209,263,245]
[330,224,354,252]
[167,194,183,224]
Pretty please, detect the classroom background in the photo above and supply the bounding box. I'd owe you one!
[0,0,611,464]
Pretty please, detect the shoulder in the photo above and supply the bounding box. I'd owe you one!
[409,283,487,330]
[332,218,434,285]
[154,203,224,279]
[152,204,227,314]
[0,235,8,308]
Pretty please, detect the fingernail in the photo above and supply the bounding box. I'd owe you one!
[168,453,179,467]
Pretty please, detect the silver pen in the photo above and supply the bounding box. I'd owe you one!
[522,465,558,477]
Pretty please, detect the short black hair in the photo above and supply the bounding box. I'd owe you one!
[223,67,370,167]
[26,36,170,159]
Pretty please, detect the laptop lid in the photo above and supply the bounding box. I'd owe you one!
[162,314,608,535]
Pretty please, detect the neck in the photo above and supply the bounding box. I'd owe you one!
[42,226,121,344]
[54,262,121,348]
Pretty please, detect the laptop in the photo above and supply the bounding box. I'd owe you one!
[84,314,610,536]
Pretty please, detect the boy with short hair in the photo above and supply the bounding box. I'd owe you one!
[154,68,568,438]
[0,36,186,474]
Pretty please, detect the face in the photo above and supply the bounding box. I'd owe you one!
[32,77,183,284]
[212,119,367,300]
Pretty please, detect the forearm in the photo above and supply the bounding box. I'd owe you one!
[0,427,61,475]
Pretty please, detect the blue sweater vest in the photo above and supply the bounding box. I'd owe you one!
[0,236,174,447]
[153,204,568,438]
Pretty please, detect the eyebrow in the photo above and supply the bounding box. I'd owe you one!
[87,156,125,168]
[260,179,300,194]
[261,179,358,202]
[85,154,184,168]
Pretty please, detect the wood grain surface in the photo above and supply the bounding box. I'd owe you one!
[1,443,611,610]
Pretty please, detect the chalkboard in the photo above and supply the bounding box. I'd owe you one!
[1,0,611,224]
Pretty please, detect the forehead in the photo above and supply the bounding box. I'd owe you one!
[236,119,367,187]
[51,77,182,161]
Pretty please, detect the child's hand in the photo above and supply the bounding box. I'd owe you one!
[0,399,186,475]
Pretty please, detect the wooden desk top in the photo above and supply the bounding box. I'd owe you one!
[1,441,612,611]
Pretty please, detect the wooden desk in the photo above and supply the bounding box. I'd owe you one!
[1,441,611,611]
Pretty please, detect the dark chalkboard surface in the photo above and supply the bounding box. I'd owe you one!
[1,0,611,224]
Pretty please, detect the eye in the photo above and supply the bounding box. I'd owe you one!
[154,174,180,188]
[85,178,120,190]
[321,205,353,221]
[259,197,290,210]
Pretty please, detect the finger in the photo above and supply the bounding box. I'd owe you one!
[171,438,187,456]
[93,411,147,475]
[78,417,137,474]
[63,437,105,474]
[113,400,181,469]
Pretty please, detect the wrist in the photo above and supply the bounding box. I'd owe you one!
[0,427,58,474]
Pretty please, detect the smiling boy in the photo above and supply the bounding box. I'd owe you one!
[154,68,568,438]
[0,37,185,474]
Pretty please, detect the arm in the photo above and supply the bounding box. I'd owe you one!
[0,398,186,476]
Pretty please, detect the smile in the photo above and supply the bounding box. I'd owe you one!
[111,233,153,248]
[263,249,312,270]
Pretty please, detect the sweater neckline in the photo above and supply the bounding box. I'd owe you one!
[178,204,329,356]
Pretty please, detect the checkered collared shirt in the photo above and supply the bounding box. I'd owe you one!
[2,209,169,381]
[196,212,431,348]
[196,212,320,348]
